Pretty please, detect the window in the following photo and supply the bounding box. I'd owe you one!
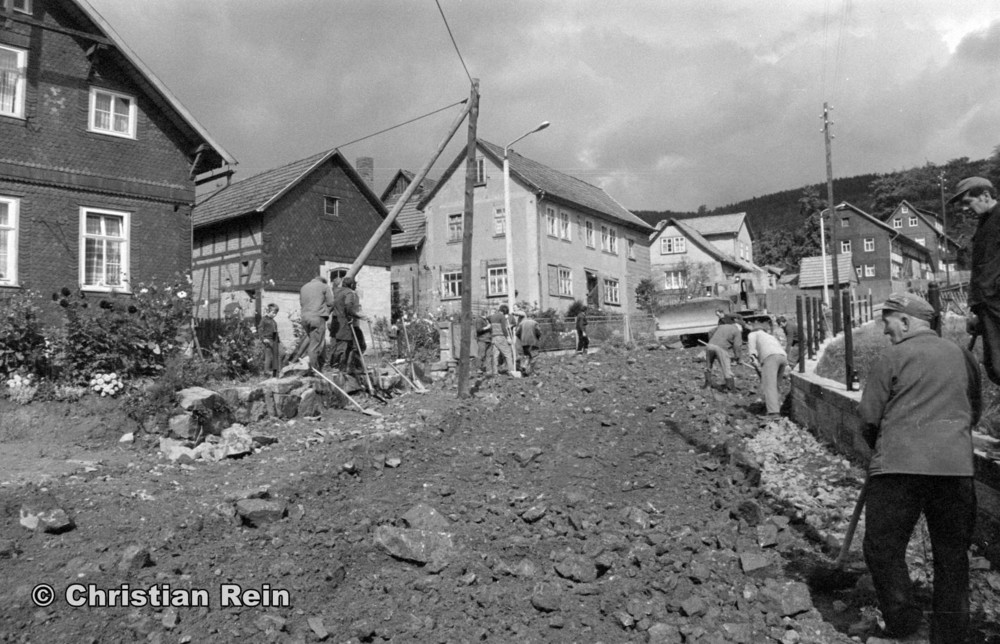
[840,240,851,253]
[89,87,137,138]
[601,226,609,251]
[12,0,31,13]
[627,238,635,261]
[890,263,901,278]
[81,207,129,290]
[0,197,18,285]
[664,270,685,290]
[559,211,570,240]
[840,217,849,228]
[660,236,686,254]
[864,237,875,252]
[447,213,462,242]
[475,158,486,186]
[603,278,620,305]
[323,196,339,217]
[441,271,462,299]
[487,266,508,296]
[854,265,862,278]
[493,208,505,236]
[585,221,595,248]
[892,218,902,229]
[908,216,918,227]
[0,45,27,119]
[546,207,558,237]
[607,227,618,254]
[914,237,925,246]
[865,265,876,277]
[558,267,572,296]
[329,267,348,285]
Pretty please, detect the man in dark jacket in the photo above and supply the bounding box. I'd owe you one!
[515,310,542,376]
[575,305,589,354]
[950,176,1000,385]
[859,292,982,644]
[331,276,366,374]
[704,314,742,391]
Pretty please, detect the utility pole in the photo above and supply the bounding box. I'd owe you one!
[823,103,842,335]
[939,170,951,286]
[457,79,480,399]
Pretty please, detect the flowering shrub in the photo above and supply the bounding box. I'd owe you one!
[89,372,124,397]
[0,289,48,378]
[207,314,261,379]
[5,373,37,405]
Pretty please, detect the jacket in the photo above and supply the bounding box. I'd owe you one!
[709,323,742,355]
[970,202,1000,316]
[299,277,334,321]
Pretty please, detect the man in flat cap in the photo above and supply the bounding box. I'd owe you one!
[331,276,367,374]
[859,292,982,644]
[950,176,1000,384]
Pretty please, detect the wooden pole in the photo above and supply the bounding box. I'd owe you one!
[457,80,480,399]
[346,98,472,279]
[806,297,815,360]
[823,103,842,335]
[796,295,806,373]
[842,290,854,389]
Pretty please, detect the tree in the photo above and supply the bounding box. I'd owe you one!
[635,278,657,314]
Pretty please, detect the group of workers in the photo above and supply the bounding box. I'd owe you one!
[294,273,368,376]
[475,304,543,376]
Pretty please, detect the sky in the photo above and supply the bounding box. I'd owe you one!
[87,0,1000,212]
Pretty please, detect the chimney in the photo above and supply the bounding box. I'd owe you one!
[356,157,374,187]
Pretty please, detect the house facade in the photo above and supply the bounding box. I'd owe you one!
[414,140,652,317]
[385,170,435,318]
[192,149,394,347]
[0,0,234,301]
[648,215,767,305]
[880,201,961,277]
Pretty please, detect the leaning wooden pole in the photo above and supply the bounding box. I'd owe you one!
[346,98,472,279]
[457,80,480,399]
[823,103,842,335]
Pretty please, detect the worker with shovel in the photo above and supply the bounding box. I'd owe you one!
[488,304,515,376]
[746,317,786,417]
[331,276,367,375]
[703,314,742,392]
[859,292,982,644]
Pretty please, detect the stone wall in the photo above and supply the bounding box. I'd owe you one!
[789,371,1000,564]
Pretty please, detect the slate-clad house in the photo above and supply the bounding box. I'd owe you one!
[879,200,962,277]
[191,148,396,346]
[0,0,234,300]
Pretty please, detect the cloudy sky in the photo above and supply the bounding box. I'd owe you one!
[88,0,1000,212]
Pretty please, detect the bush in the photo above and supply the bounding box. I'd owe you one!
[0,289,48,378]
[206,314,262,379]
[122,355,225,426]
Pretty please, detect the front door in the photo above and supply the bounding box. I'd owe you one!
[585,270,599,309]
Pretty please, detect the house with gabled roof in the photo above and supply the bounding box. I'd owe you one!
[413,139,653,316]
[1,0,234,303]
[191,148,397,345]
[878,200,962,278]
[648,216,767,305]
[383,169,436,317]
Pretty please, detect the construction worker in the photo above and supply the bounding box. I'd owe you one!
[746,317,787,416]
[704,314,741,391]
[776,314,799,368]
[515,310,542,376]
[331,276,366,374]
[488,304,515,376]
[575,305,589,354]
[859,292,981,644]
[475,308,493,374]
[299,275,335,371]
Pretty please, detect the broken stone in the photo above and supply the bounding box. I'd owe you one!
[647,622,683,644]
[220,424,253,458]
[520,505,547,523]
[260,376,304,395]
[623,506,651,530]
[273,393,299,419]
[373,525,455,565]
[20,507,74,534]
[168,413,198,440]
[307,616,329,641]
[732,500,763,526]
[384,456,402,468]
[679,595,707,617]
[175,387,233,435]
[530,584,562,612]
[514,447,543,466]
[161,607,178,630]
[119,432,134,444]
[235,499,287,527]
[401,504,451,531]
[118,545,151,572]
[554,554,598,583]
[739,552,772,574]
[757,523,779,548]
[298,388,323,418]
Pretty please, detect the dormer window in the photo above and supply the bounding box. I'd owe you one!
[89,87,137,139]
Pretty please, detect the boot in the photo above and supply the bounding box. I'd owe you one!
[703,370,713,389]
[725,377,736,392]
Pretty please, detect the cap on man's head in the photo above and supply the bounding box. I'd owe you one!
[513,308,526,318]
[341,276,356,289]
[882,292,935,321]
[947,176,994,205]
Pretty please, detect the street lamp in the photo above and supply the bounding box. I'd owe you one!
[503,121,550,312]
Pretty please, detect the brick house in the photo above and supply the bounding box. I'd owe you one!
[191,148,396,347]
[384,169,435,318]
[414,139,653,317]
[0,0,234,301]
[879,200,962,277]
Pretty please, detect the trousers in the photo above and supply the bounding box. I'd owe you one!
[759,353,787,414]
[863,474,976,644]
[973,304,1000,386]
[704,344,733,379]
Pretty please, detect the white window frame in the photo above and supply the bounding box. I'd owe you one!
[557,266,572,296]
[840,240,851,253]
[585,221,595,248]
[487,266,508,296]
[323,196,339,217]
[854,265,862,278]
[863,237,875,252]
[493,207,505,236]
[603,277,620,305]
[88,87,137,139]
[447,213,462,242]
[660,236,686,254]
[908,216,918,227]
[559,211,571,240]
[546,207,558,237]
[892,218,902,229]
[441,271,462,299]
[914,237,925,247]
[607,227,618,254]
[664,270,685,290]
[840,217,849,228]
[80,207,130,292]
[865,265,876,277]
[12,0,31,13]
[0,45,27,119]
[0,196,19,285]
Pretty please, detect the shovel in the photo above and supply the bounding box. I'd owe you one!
[385,360,427,393]
[310,367,381,417]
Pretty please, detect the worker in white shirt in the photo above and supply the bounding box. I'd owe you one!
[747,317,788,416]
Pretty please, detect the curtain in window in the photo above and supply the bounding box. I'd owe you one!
[113,96,130,133]
[0,49,20,115]
[84,214,124,286]
[0,230,7,279]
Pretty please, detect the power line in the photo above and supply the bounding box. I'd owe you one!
[337,98,468,149]
[434,0,473,85]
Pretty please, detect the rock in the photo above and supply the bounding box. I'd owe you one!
[384,456,402,468]
[161,607,178,630]
[219,386,266,423]
[732,500,763,526]
[514,447,543,466]
[739,552,772,575]
[251,434,278,447]
[757,523,779,548]
[623,506,651,530]
[20,507,74,534]
[401,504,451,531]
[175,387,233,435]
[373,526,455,564]
[720,622,753,643]
[260,377,304,395]
[220,424,253,458]
[773,581,813,617]
[679,596,706,617]
[168,413,198,440]
[192,441,223,462]
[646,622,683,644]
[298,388,323,418]
[554,555,598,583]
[235,499,287,527]
[273,393,299,419]
[159,437,196,463]
[0,540,20,558]
[308,616,329,640]
[118,545,151,572]
[514,558,539,578]
[521,505,547,523]
[119,432,134,444]
[530,584,562,612]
